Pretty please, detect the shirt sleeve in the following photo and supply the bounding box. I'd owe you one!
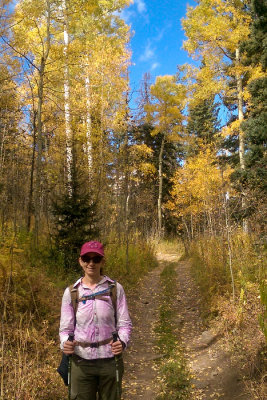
[116,283,132,348]
[59,287,75,350]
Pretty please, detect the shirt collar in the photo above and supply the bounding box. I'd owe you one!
[73,275,114,288]
[73,277,82,288]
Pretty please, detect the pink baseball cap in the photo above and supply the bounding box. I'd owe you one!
[80,241,104,257]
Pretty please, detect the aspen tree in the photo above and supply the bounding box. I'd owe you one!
[62,0,73,194]
[0,1,17,178]
[85,62,93,181]
[182,0,253,231]
[62,0,130,195]
[1,0,131,239]
[168,148,233,237]
[11,0,54,238]
[81,25,130,232]
[145,75,186,237]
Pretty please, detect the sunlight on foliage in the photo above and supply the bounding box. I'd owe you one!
[167,147,233,218]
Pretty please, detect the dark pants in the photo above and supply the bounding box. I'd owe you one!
[70,355,124,400]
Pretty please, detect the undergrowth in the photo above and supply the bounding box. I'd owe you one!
[155,263,191,400]
[189,231,266,399]
[153,238,184,256]
[104,239,158,290]
[0,232,157,399]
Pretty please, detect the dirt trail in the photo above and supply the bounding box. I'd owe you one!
[122,252,252,400]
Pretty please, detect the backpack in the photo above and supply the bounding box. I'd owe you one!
[68,281,117,324]
[57,282,118,386]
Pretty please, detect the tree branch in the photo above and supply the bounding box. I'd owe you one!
[0,35,39,71]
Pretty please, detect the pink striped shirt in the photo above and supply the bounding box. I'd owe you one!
[59,275,132,360]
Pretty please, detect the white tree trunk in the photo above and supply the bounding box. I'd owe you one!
[236,48,245,170]
[62,0,73,194]
[85,70,93,180]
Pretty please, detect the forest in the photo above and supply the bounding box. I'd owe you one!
[0,0,266,399]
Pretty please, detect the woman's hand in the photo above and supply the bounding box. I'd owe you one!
[110,340,123,355]
[63,340,76,355]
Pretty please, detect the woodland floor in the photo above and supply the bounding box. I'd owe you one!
[122,252,253,400]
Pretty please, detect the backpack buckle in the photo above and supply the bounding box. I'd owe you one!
[89,342,99,348]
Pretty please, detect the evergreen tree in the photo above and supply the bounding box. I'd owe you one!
[241,0,267,194]
[134,122,184,236]
[187,97,219,155]
[52,164,98,270]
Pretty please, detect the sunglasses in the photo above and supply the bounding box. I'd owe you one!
[81,255,103,264]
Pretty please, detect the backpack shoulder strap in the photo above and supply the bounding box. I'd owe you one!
[69,284,78,318]
[68,282,117,326]
[110,281,117,325]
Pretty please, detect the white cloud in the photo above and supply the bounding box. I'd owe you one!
[120,8,136,23]
[135,0,147,14]
[151,62,160,71]
[139,42,155,62]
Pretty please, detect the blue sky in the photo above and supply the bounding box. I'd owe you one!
[122,0,196,94]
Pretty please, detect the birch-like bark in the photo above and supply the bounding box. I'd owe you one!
[236,48,245,170]
[85,69,93,181]
[27,110,37,232]
[62,0,73,194]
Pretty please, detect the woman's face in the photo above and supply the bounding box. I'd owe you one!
[79,252,104,278]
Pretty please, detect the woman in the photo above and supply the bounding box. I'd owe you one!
[59,240,132,400]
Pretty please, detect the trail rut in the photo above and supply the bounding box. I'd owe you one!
[122,253,252,400]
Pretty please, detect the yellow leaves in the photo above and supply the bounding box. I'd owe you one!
[138,162,157,177]
[247,65,266,82]
[13,0,53,56]
[243,65,266,103]
[167,147,233,217]
[146,75,186,140]
[129,144,156,178]
[221,119,241,138]
[98,0,131,11]
[151,75,185,107]
[130,143,153,157]
[187,65,226,106]
[183,0,251,56]
[182,0,252,107]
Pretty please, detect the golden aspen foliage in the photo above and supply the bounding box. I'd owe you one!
[129,144,157,180]
[181,0,266,114]
[145,75,186,138]
[167,147,233,218]
[181,0,255,106]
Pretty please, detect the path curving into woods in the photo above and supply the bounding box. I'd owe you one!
[122,252,252,400]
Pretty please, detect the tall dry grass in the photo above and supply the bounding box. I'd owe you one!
[189,231,266,398]
[0,235,157,399]
[104,239,158,289]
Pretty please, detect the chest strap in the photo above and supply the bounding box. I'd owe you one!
[78,284,115,304]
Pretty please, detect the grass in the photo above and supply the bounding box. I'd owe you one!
[154,263,191,400]
[189,232,266,399]
[0,233,158,399]
[105,240,158,290]
[152,238,184,256]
